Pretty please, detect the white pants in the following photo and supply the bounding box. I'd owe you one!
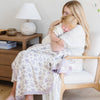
[42,73,61,100]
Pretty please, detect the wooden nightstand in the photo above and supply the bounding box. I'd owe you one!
[0,33,42,81]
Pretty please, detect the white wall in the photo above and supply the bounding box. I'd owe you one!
[0,0,100,37]
[80,0,100,33]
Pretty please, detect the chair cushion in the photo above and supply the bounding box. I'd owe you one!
[58,58,83,73]
[64,71,94,84]
[83,32,100,78]
[83,59,98,77]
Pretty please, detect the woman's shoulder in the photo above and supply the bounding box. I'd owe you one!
[67,24,85,38]
[74,25,84,32]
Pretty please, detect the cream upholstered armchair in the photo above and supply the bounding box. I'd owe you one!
[60,32,100,100]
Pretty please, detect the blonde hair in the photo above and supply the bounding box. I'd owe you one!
[62,0,89,51]
[61,15,77,29]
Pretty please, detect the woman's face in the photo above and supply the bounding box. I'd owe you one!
[63,6,72,17]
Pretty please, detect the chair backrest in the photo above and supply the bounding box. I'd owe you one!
[83,32,100,79]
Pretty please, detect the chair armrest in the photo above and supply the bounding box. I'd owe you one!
[64,56,100,60]
[60,55,100,84]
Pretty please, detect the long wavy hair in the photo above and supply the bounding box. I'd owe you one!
[62,0,89,52]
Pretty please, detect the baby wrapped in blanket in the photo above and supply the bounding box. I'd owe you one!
[42,15,78,52]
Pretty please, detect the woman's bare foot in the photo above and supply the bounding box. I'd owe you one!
[6,81,16,100]
[6,94,15,100]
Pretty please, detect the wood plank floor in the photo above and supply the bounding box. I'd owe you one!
[0,81,12,100]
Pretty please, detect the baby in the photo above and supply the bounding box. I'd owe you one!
[42,15,78,52]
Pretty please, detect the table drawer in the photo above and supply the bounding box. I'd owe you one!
[0,53,16,65]
[0,65,12,78]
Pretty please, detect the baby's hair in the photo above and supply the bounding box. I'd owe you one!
[61,15,78,28]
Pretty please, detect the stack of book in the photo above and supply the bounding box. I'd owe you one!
[0,41,17,49]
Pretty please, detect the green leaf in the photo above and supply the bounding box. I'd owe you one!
[97,8,100,12]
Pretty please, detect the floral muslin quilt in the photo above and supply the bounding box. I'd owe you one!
[11,25,85,100]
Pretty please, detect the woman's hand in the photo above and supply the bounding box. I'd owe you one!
[50,32,60,42]
[49,20,61,31]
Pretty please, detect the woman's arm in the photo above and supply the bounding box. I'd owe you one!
[48,20,65,52]
[50,28,65,52]
[51,38,64,52]
[57,39,65,47]
[50,31,60,42]
[47,20,61,35]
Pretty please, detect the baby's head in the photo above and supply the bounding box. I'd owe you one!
[61,15,77,32]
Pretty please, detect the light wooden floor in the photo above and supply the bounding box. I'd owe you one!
[64,88,100,100]
[0,80,100,100]
[0,81,12,100]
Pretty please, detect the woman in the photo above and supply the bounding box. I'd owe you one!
[6,0,89,100]
[43,1,89,100]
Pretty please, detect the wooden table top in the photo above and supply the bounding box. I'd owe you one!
[0,33,42,42]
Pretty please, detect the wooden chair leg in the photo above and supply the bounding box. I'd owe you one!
[60,73,65,100]
[60,88,65,100]
[94,84,100,92]
[98,84,100,92]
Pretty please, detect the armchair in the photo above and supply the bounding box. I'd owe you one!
[60,32,100,100]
